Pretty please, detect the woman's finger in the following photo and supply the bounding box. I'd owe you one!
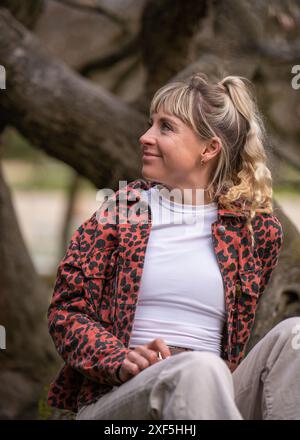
[147,338,171,359]
[119,358,140,381]
[134,345,160,365]
[127,349,150,370]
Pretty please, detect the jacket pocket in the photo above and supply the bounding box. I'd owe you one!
[81,247,119,323]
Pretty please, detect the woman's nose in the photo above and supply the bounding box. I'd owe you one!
[139,130,156,146]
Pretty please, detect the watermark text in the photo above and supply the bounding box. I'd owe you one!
[0,65,6,90]
[0,325,6,350]
[291,65,300,90]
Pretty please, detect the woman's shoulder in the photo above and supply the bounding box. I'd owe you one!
[254,211,282,231]
[71,179,152,252]
[253,211,283,249]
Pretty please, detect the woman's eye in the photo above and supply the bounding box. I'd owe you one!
[147,120,172,131]
[161,122,172,131]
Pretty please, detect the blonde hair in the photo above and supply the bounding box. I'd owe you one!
[149,73,273,247]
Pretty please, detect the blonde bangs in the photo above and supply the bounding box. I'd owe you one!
[149,82,197,131]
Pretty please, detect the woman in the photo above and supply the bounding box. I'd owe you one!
[47,73,300,420]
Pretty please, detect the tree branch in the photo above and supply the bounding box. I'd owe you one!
[214,0,300,65]
[78,35,139,76]
[1,0,44,28]
[256,39,300,64]
[0,7,146,188]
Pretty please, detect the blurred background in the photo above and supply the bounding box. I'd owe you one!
[0,0,300,420]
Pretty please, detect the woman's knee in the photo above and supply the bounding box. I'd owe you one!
[271,317,300,339]
[264,317,300,355]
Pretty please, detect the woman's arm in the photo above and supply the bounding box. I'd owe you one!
[258,214,284,299]
[47,213,130,387]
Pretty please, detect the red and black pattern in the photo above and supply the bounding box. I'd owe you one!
[47,179,283,412]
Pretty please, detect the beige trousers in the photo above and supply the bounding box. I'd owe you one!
[76,317,300,420]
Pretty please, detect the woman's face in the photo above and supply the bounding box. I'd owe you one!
[139,107,220,190]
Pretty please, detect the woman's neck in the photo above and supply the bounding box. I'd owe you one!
[156,183,214,205]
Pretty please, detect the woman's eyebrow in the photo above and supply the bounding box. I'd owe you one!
[149,115,179,126]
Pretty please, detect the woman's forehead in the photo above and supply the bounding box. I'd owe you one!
[151,109,178,120]
[151,107,187,124]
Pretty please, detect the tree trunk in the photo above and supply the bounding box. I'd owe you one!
[0,158,60,419]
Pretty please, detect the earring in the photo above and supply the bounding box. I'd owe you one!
[201,159,205,166]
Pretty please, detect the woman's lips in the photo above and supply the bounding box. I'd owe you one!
[143,153,161,159]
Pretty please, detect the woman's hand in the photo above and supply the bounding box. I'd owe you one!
[118,338,172,383]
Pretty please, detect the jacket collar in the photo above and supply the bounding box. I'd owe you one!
[122,179,248,220]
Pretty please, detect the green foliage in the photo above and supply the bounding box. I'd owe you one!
[2,127,38,160]
[38,384,76,420]
[2,127,95,191]
[38,384,54,420]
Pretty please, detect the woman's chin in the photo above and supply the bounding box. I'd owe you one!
[141,168,158,181]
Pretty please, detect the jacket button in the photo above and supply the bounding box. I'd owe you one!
[217,225,226,235]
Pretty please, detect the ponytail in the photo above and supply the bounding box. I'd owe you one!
[218,76,273,247]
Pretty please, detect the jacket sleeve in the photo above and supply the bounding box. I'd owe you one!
[47,212,131,387]
[258,214,283,298]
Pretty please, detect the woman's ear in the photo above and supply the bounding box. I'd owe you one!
[202,137,222,161]
[210,137,222,156]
